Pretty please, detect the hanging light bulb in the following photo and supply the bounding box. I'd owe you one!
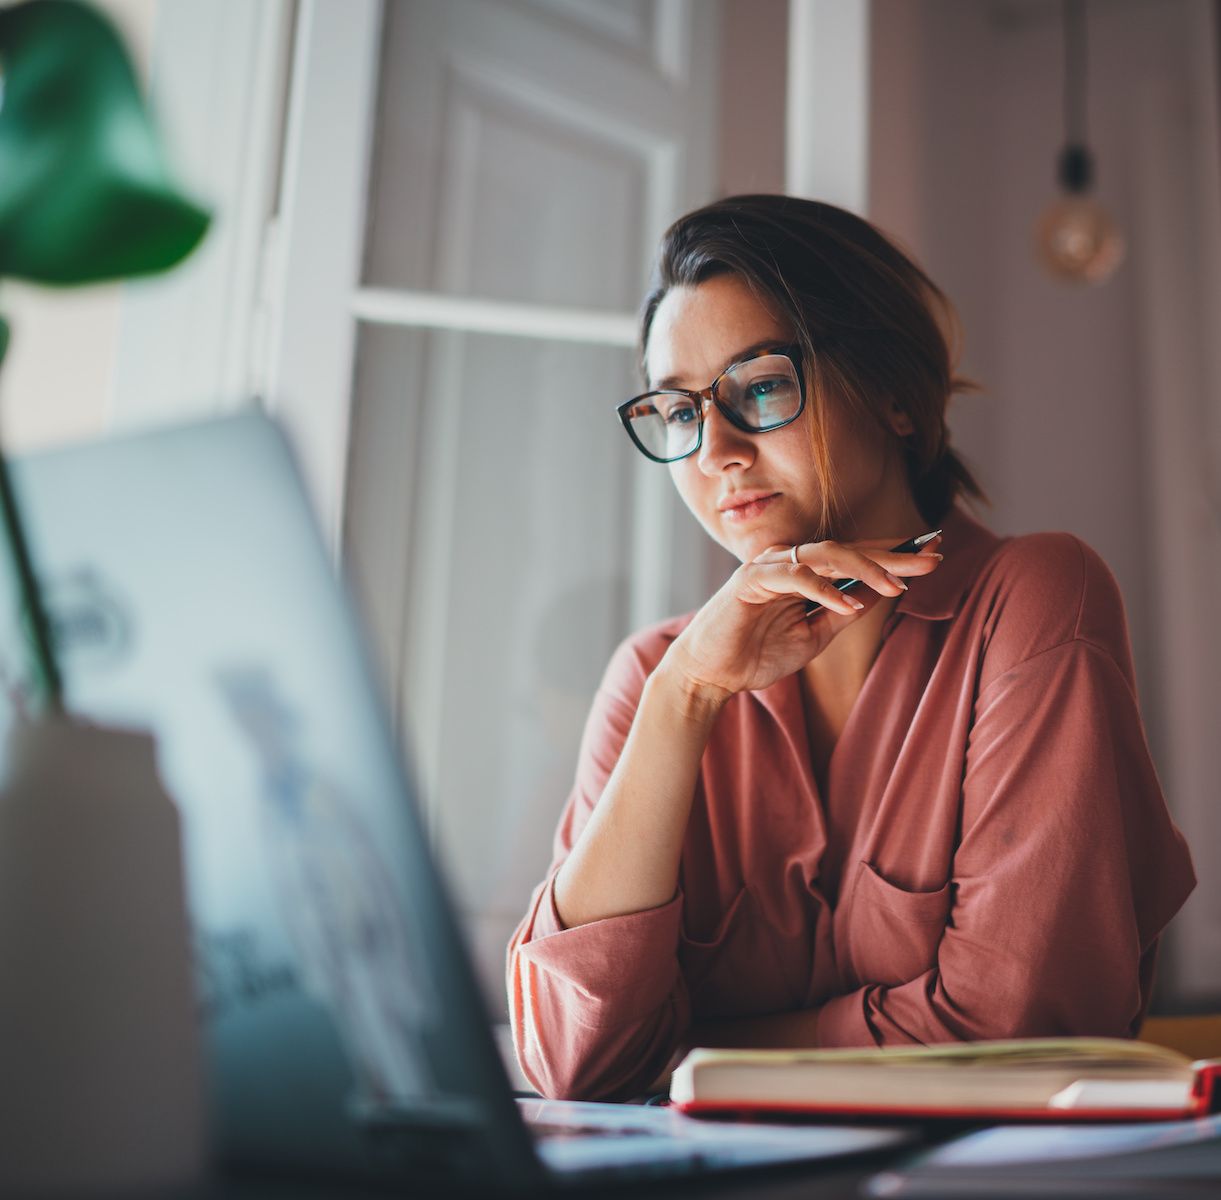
[1036,144,1125,283]
[1034,0,1125,285]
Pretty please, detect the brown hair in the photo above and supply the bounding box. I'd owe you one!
[639,194,988,534]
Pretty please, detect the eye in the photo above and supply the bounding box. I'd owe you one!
[659,399,699,425]
[743,376,796,411]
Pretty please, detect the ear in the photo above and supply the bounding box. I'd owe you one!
[886,402,915,438]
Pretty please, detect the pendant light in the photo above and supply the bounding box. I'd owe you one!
[1034,0,1125,284]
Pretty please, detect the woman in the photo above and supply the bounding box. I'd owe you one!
[506,195,1195,1103]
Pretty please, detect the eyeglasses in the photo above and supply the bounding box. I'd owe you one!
[616,344,806,464]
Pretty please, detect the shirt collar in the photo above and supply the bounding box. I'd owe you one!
[893,503,1003,622]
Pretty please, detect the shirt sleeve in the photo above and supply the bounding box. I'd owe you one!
[820,537,1191,1049]
[506,630,692,1100]
[819,542,1196,1048]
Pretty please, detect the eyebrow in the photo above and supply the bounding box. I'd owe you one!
[649,339,789,391]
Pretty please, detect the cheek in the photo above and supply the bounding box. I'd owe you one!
[822,406,888,482]
[845,426,893,488]
[668,460,698,504]
[764,419,818,487]
[772,404,816,461]
[668,462,720,528]
[668,465,701,527]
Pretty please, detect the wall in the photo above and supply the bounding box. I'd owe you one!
[869,0,1221,1005]
[718,0,788,197]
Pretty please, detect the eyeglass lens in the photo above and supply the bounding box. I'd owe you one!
[625,353,802,462]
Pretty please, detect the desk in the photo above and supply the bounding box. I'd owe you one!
[170,1118,1221,1200]
[179,1156,907,1200]
[176,1167,1221,1200]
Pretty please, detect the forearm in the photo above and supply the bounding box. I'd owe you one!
[689,1006,822,1050]
[553,661,725,928]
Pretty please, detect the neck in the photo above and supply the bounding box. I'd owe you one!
[802,593,896,694]
[837,487,929,545]
[802,484,931,699]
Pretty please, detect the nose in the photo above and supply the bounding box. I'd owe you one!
[696,400,755,475]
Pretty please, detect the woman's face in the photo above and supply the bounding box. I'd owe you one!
[644,273,913,563]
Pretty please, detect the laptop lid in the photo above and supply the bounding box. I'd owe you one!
[0,409,546,1190]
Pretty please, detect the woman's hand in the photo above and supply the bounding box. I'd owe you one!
[662,535,943,704]
[553,533,941,929]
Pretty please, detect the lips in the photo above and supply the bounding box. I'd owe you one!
[718,490,777,512]
[718,491,779,522]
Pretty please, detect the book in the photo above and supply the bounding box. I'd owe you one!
[669,1038,1221,1121]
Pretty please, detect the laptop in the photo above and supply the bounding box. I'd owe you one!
[0,410,912,1189]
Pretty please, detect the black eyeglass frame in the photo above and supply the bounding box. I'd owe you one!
[616,343,807,464]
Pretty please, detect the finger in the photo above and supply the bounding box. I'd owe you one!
[801,545,911,598]
[833,535,945,577]
[745,563,868,615]
[867,548,944,577]
[804,577,890,618]
[764,532,942,563]
[761,533,943,580]
[789,541,911,598]
[752,544,796,565]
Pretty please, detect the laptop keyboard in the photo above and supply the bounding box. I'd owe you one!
[525,1118,662,1141]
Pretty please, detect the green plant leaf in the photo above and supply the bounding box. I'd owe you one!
[0,0,210,284]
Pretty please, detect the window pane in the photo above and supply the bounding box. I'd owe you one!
[344,324,639,1014]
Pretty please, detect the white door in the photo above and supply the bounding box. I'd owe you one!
[271,0,724,1014]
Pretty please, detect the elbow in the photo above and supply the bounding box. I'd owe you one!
[510,999,685,1102]
[511,1020,608,1101]
[505,922,690,1099]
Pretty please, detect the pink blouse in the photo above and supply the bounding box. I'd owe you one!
[506,505,1196,1101]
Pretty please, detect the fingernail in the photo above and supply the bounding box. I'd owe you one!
[884,570,908,591]
[847,596,865,610]
[929,552,944,560]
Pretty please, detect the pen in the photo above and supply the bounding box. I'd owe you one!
[805,528,943,616]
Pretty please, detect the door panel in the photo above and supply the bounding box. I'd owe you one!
[345,0,720,1015]
[363,0,712,302]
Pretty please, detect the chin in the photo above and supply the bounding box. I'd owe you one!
[698,512,785,564]
[723,533,772,564]
[697,522,745,562]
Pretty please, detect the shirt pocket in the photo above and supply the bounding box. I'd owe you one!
[678,887,796,1019]
[840,861,952,989]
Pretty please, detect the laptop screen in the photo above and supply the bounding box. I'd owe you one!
[0,410,541,1185]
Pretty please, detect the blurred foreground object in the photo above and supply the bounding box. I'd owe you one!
[0,2,210,1193]
[0,0,210,706]
[0,719,205,1195]
[1034,0,1125,284]
[0,0,208,285]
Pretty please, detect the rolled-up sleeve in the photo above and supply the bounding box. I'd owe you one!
[506,632,692,1100]
[819,634,1196,1047]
